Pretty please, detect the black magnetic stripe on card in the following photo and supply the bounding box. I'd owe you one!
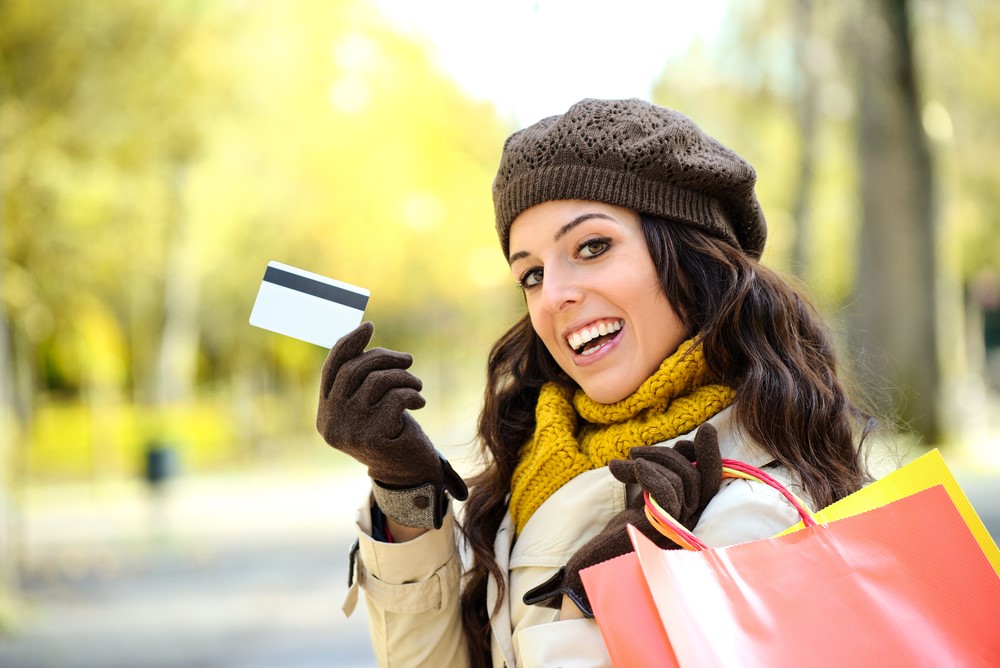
[263,266,369,310]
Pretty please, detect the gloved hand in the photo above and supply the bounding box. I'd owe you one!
[317,322,467,529]
[609,422,724,531]
[522,423,723,616]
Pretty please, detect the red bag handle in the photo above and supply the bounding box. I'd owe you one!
[644,458,816,551]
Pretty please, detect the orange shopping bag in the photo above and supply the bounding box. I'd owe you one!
[581,460,1000,667]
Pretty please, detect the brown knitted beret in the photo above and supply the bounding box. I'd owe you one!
[492,98,767,259]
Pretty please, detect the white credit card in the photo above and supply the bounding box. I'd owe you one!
[249,261,370,348]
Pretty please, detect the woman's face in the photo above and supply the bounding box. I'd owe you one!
[508,200,688,404]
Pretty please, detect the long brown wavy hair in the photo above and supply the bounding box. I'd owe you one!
[458,215,875,666]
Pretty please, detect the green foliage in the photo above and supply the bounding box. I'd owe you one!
[650,0,1000,444]
[4,0,998,474]
[25,393,319,481]
[1,0,518,478]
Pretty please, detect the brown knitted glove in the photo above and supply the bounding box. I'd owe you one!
[610,422,724,530]
[522,423,723,616]
[317,322,467,529]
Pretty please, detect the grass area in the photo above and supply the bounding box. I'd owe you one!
[18,393,320,483]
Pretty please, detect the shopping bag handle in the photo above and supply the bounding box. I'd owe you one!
[644,458,816,551]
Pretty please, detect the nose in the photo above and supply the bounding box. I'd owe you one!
[539,265,583,312]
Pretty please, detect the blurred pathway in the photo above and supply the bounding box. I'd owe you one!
[0,460,378,668]
[1,443,999,668]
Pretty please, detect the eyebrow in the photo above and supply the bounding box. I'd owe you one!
[508,213,616,265]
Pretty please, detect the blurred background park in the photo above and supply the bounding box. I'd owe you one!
[1,0,999,666]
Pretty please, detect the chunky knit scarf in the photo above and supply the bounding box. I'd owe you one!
[509,339,735,535]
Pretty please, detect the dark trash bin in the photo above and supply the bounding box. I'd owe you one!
[144,443,179,487]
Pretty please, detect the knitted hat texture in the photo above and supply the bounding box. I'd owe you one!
[492,98,767,259]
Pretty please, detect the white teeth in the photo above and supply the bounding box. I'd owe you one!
[567,320,622,352]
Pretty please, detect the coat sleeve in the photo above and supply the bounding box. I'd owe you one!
[350,500,469,667]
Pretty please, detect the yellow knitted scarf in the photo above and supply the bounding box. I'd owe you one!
[509,339,735,535]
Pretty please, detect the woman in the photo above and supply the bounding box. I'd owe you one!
[317,98,873,667]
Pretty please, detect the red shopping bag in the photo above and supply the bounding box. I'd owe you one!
[581,463,1000,667]
[580,459,815,667]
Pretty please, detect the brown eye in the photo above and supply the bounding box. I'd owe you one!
[519,268,543,289]
[579,238,610,259]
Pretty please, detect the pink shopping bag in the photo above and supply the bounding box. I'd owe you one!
[582,462,1000,667]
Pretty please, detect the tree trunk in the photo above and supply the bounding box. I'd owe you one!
[152,161,201,408]
[852,0,941,441]
[0,158,20,617]
[791,0,819,279]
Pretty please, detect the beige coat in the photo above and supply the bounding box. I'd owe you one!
[343,407,808,667]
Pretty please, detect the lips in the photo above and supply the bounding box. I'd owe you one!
[566,319,624,354]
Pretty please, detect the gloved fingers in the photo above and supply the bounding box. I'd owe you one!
[691,423,723,500]
[610,448,682,485]
[320,321,375,398]
[632,458,690,518]
[615,446,706,521]
[333,348,416,401]
[381,386,427,417]
[355,366,424,408]
[352,348,415,377]
[628,444,697,476]
[660,428,722,505]
[673,438,697,463]
[357,390,426,443]
[608,458,639,485]
[385,410,434,450]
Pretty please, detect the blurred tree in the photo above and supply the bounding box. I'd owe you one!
[849,0,941,441]
[181,0,513,449]
[652,0,1000,445]
[789,0,819,279]
[0,164,15,622]
[652,0,858,301]
[918,0,1000,280]
[916,0,1000,439]
[0,0,227,476]
[1,0,515,480]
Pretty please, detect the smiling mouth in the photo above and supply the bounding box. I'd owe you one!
[567,319,624,356]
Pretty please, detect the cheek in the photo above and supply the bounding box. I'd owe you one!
[526,303,557,348]
[633,277,686,348]
[647,298,686,351]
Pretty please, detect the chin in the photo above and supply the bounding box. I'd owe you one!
[578,382,631,405]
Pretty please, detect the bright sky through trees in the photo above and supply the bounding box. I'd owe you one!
[371,0,728,125]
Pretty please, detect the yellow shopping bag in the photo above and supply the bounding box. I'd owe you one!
[776,448,1000,575]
